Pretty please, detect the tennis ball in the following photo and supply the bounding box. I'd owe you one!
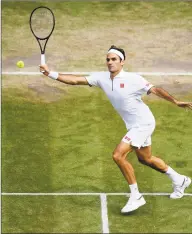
[16,60,24,68]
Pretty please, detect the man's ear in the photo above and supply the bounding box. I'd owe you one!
[121,60,125,66]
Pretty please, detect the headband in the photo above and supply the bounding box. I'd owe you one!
[107,49,125,61]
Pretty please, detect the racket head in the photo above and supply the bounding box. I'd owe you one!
[29,6,55,40]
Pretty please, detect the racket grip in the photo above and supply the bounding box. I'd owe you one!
[41,54,46,65]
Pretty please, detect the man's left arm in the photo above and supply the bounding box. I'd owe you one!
[148,87,192,110]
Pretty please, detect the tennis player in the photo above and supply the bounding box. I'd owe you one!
[40,45,192,213]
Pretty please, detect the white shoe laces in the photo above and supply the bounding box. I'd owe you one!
[173,178,186,194]
[127,195,142,204]
[173,185,183,194]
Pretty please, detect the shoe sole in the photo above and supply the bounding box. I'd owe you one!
[121,199,146,213]
[170,177,191,199]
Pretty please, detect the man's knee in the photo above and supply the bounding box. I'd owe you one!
[136,146,152,165]
[138,156,152,165]
[112,142,132,164]
[112,151,124,164]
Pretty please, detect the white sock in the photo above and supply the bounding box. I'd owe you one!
[129,183,141,198]
[165,166,184,185]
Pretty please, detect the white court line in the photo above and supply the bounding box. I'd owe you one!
[2,71,192,76]
[100,194,109,234]
[1,192,100,196]
[2,192,191,234]
[1,192,192,196]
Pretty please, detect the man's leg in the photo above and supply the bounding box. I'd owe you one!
[113,141,146,213]
[135,145,168,172]
[112,141,135,184]
[135,145,191,198]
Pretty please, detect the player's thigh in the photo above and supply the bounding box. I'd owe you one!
[113,141,133,159]
[135,145,152,161]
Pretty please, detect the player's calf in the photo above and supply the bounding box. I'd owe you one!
[137,155,167,173]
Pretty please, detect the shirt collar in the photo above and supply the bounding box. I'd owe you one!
[109,69,125,79]
[115,69,125,78]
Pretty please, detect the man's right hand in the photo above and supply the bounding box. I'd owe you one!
[39,64,50,76]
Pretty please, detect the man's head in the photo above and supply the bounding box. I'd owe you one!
[106,45,126,74]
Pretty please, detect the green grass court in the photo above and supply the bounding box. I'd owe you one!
[2,1,192,233]
[2,78,192,233]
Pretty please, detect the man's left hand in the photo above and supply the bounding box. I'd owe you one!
[176,101,192,110]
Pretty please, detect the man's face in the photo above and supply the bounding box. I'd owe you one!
[106,53,124,73]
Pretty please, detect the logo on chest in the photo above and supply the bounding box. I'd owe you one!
[120,83,124,88]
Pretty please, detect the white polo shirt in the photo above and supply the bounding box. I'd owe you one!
[85,69,155,129]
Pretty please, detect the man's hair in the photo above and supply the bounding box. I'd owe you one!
[108,45,126,61]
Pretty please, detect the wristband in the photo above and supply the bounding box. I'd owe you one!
[48,71,59,80]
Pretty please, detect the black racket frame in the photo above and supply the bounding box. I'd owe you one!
[29,6,55,54]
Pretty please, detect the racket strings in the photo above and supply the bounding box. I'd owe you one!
[31,8,54,39]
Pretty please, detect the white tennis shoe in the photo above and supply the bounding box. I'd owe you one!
[121,195,146,213]
[170,176,191,199]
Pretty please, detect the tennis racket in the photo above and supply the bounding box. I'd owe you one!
[29,6,55,65]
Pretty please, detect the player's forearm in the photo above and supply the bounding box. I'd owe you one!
[44,71,79,85]
[153,87,178,104]
[57,74,79,85]
[40,65,88,85]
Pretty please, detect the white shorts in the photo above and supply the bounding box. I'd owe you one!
[122,123,155,148]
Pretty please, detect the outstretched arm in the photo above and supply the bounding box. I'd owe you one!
[39,64,89,85]
[149,87,192,110]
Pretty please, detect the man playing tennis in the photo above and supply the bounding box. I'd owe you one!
[40,45,192,213]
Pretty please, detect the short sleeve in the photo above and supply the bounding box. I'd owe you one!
[140,77,154,93]
[84,72,101,87]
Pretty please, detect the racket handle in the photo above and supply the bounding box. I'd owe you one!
[41,54,46,65]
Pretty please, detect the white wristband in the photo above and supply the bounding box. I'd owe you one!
[48,71,59,80]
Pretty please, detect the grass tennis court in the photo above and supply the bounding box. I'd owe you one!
[2,74,192,233]
[2,0,192,233]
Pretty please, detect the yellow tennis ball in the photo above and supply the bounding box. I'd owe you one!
[16,60,24,68]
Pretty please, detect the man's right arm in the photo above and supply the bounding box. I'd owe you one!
[57,74,88,85]
[39,64,89,85]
